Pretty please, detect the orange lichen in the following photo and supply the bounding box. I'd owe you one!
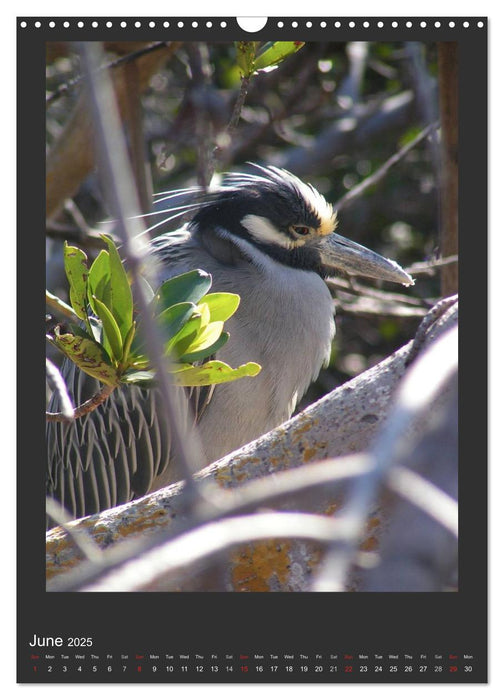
[302,446,318,463]
[116,511,167,538]
[292,417,314,439]
[360,535,379,552]
[230,540,292,592]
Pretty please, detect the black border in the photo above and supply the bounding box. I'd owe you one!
[18,18,487,684]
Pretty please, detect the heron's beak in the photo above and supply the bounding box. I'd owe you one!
[320,232,414,286]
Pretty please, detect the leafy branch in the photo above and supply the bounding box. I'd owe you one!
[46,236,260,422]
[211,41,305,177]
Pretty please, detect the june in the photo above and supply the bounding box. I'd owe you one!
[29,634,63,647]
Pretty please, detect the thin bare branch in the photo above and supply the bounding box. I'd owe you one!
[46,498,103,562]
[334,120,440,212]
[45,358,74,420]
[46,41,172,105]
[46,383,115,422]
[387,465,458,536]
[79,512,354,592]
[407,254,458,276]
[210,75,251,179]
[77,41,206,506]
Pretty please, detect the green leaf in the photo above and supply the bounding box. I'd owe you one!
[165,313,203,359]
[198,301,211,327]
[171,360,261,387]
[156,270,212,310]
[254,41,305,73]
[92,295,123,363]
[63,242,89,321]
[180,331,230,363]
[183,320,224,356]
[198,292,240,322]
[101,235,134,342]
[88,250,111,315]
[121,321,137,365]
[157,302,197,341]
[47,330,118,387]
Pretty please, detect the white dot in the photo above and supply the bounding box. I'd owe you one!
[378,21,384,28]
[92,21,98,28]
[349,21,355,28]
[449,21,455,28]
[78,21,84,28]
[392,21,398,28]
[35,21,41,28]
[277,21,283,27]
[363,21,369,28]
[121,21,127,28]
[406,21,412,28]
[135,21,141,28]
[292,21,298,28]
[306,21,312,28]
[63,21,69,28]
[335,21,341,28]
[463,21,469,28]
[478,21,484,28]
[221,21,227,27]
[106,21,112,28]
[150,21,156,28]
[163,21,170,27]
[49,21,55,28]
[435,21,441,28]
[178,21,184,28]
[206,21,212,27]
[421,21,427,28]
[20,21,27,28]
[192,21,198,28]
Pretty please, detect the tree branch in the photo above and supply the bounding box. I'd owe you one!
[334,121,439,213]
[46,383,115,422]
[46,301,458,591]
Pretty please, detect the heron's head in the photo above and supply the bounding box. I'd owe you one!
[156,164,414,287]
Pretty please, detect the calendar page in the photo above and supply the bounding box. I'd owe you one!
[17,15,487,684]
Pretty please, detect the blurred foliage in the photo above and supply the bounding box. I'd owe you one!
[46,40,443,409]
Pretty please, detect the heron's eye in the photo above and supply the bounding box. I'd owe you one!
[292,225,310,236]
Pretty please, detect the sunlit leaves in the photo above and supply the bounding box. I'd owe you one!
[47,238,261,392]
[171,360,262,387]
[63,242,89,322]
[235,41,305,78]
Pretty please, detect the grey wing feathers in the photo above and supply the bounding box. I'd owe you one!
[46,359,190,525]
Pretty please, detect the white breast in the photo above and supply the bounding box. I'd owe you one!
[196,237,335,462]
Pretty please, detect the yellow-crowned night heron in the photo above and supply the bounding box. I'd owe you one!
[47,165,413,522]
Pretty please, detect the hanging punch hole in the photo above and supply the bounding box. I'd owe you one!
[237,17,268,32]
